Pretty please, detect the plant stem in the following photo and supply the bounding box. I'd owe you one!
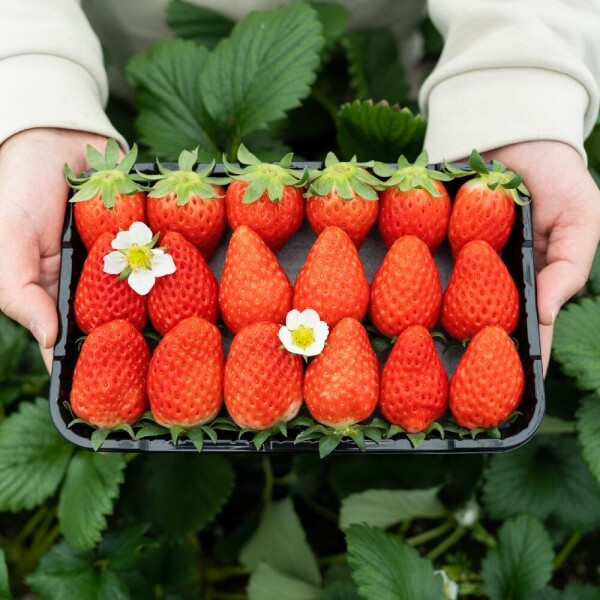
[211,593,248,600]
[426,526,467,562]
[228,127,242,163]
[318,552,347,567]
[300,494,338,523]
[406,518,454,547]
[553,531,582,571]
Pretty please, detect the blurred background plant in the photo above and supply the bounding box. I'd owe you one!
[1,2,600,598]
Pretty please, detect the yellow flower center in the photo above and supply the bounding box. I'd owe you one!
[291,325,316,349]
[124,244,153,271]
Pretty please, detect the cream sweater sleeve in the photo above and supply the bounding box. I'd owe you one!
[420,0,600,163]
[0,0,125,147]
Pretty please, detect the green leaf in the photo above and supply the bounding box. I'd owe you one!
[343,29,408,104]
[482,435,600,532]
[126,39,220,160]
[532,583,600,600]
[240,497,322,587]
[552,296,600,392]
[247,563,321,600]
[588,243,600,295]
[0,548,11,600]
[58,452,126,549]
[337,100,426,163]
[27,542,129,600]
[0,398,74,511]
[481,514,554,600]
[339,487,447,530]
[0,313,29,382]
[346,524,445,600]
[97,524,150,572]
[321,581,362,600]
[201,2,324,138]
[576,395,600,486]
[310,1,349,58]
[122,454,234,539]
[166,0,234,49]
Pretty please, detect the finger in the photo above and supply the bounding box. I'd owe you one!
[539,323,553,377]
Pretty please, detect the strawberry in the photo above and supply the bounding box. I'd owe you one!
[374,151,451,252]
[305,153,382,248]
[304,318,379,428]
[441,239,520,340]
[70,319,150,428]
[141,149,230,260]
[449,325,525,429]
[446,149,530,257]
[65,139,147,252]
[369,235,442,337]
[219,225,293,334]
[74,231,147,333]
[224,145,305,252]
[379,325,448,433]
[148,231,219,335]
[224,321,303,429]
[293,226,369,328]
[147,317,224,427]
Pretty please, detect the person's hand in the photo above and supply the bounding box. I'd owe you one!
[0,128,110,370]
[485,141,600,374]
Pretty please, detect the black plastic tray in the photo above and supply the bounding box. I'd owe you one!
[49,162,545,453]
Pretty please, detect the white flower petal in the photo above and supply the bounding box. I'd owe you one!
[304,338,326,357]
[112,230,134,250]
[128,221,154,245]
[313,321,330,342]
[128,269,156,295]
[151,252,176,277]
[300,308,321,328]
[285,309,302,330]
[278,326,294,351]
[103,251,127,274]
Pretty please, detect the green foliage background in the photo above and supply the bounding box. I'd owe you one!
[2,2,600,598]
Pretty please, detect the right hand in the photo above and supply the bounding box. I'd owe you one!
[0,128,110,370]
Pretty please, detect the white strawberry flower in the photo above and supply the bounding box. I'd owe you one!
[103,221,176,295]
[435,570,458,600]
[279,308,329,358]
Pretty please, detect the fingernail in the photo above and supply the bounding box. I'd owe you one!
[551,298,566,323]
[29,320,48,348]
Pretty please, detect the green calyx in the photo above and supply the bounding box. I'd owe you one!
[373,150,452,198]
[137,147,231,206]
[222,143,308,204]
[64,138,145,209]
[306,152,383,201]
[445,149,531,206]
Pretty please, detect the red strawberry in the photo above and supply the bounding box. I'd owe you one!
[441,239,520,340]
[369,235,442,337]
[446,149,530,257]
[70,319,150,428]
[74,232,147,333]
[219,225,293,334]
[224,321,303,429]
[375,151,451,252]
[65,139,147,252]
[148,231,219,335]
[224,145,305,252]
[143,149,229,260]
[148,317,224,427]
[305,153,382,248]
[449,325,525,429]
[293,226,369,328]
[379,325,448,433]
[304,318,379,428]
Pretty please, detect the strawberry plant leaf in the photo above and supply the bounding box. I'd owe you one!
[0,548,11,600]
[339,487,447,530]
[166,0,234,49]
[345,524,445,600]
[531,583,600,600]
[57,452,126,550]
[553,297,600,392]
[321,581,362,600]
[343,28,408,105]
[482,435,600,532]
[575,395,600,487]
[240,497,322,587]
[337,100,426,163]
[247,562,321,600]
[588,242,600,295]
[26,541,130,600]
[0,398,74,511]
[121,454,234,540]
[481,514,554,600]
[201,2,324,143]
[126,39,220,161]
[311,1,349,58]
